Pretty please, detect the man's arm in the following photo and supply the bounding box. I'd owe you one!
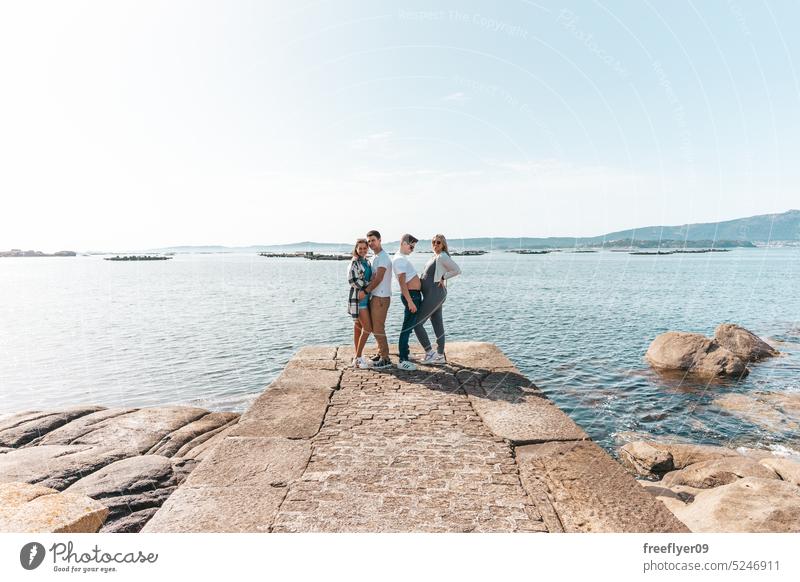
[364,266,386,293]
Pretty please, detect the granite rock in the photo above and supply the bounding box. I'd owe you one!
[660,456,780,489]
[0,406,105,447]
[619,441,740,477]
[619,441,674,477]
[0,445,130,490]
[147,412,239,457]
[0,481,108,533]
[645,332,748,378]
[759,457,800,487]
[714,323,779,362]
[669,477,800,533]
[65,407,209,454]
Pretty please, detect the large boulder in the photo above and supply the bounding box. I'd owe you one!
[0,482,108,533]
[670,477,800,533]
[655,443,740,469]
[64,407,209,454]
[619,442,674,477]
[645,332,748,378]
[759,457,800,487]
[714,324,779,361]
[638,481,704,520]
[0,445,130,490]
[661,456,780,489]
[36,407,208,454]
[620,441,743,478]
[0,406,105,447]
[100,508,160,533]
[66,455,178,530]
[147,412,239,457]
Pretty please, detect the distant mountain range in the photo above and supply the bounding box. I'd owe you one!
[138,209,800,253]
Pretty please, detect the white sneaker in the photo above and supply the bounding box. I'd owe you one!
[357,356,374,369]
[421,350,437,364]
[397,360,417,371]
[429,353,447,365]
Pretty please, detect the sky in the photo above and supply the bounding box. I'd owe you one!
[1,0,799,250]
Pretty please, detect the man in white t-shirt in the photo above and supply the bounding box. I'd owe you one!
[392,234,422,370]
[365,229,392,368]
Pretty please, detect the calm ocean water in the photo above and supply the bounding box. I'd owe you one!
[1,249,798,455]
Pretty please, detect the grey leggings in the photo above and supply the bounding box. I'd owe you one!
[413,284,447,354]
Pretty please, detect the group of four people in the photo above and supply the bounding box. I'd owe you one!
[347,230,461,370]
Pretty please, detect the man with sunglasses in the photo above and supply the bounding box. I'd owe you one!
[392,233,422,370]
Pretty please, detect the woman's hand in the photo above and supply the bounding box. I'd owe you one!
[408,302,417,313]
[437,277,445,287]
[357,290,366,300]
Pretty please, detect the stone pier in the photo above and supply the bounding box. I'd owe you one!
[144,343,687,533]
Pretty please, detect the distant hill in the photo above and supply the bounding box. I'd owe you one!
[598,209,800,244]
[139,209,799,253]
[433,209,799,249]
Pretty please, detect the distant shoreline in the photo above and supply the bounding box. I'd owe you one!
[0,249,76,257]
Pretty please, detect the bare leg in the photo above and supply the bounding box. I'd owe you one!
[356,308,372,357]
[353,319,363,355]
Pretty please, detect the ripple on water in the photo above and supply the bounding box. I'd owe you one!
[0,250,798,455]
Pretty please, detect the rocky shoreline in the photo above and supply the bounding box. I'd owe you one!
[632,323,799,532]
[620,440,800,532]
[1,323,796,533]
[0,406,239,532]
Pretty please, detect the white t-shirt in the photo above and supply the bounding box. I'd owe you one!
[369,249,393,298]
[392,252,418,285]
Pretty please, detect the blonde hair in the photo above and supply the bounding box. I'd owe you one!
[432,234,449,254]
[352,238,368,259]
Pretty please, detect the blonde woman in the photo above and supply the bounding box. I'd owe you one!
[413,234,461,364]
[347,238,373,368]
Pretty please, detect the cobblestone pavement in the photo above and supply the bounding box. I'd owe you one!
[271,365,548,532]
[145,343,688,533]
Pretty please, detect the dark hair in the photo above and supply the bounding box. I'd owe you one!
[401,233,418,245]
[366,230,381,240]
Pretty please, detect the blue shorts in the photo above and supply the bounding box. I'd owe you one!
[358,294,370,310]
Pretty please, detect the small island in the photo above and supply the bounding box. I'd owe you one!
[630,249,731,256]
[259,251,350,261]
[0,249,76,257]
[104,255,172,261]
[507,249,558,255]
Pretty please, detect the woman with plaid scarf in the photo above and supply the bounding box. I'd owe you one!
[347,238,374,368]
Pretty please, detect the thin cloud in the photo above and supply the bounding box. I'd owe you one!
[441,92,468,102]
[349,131,394,150]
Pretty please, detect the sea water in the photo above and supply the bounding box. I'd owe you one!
[1,249,797,454]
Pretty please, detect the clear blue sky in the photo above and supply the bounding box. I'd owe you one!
[1,0,798,250]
